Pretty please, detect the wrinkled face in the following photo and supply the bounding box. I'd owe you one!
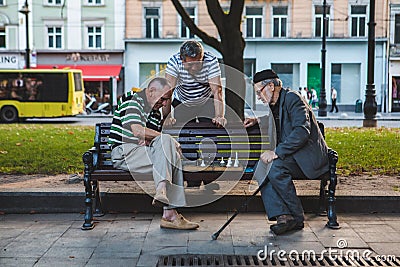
[150,85,172,110]
[182,54,203,75]
[254,80,274,105]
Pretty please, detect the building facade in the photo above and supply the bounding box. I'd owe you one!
[0,0,125,104]
[125,0,390,112]
[389,0,400,112]
[0,0,24,69]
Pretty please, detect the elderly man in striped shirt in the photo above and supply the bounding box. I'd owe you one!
[164,40,227,127]
[109,77,199,230]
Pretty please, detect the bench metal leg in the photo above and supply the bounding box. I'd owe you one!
[93,180,105,217]
[318,179,328,216]
[326,149,340,229]
[82,151,95,230]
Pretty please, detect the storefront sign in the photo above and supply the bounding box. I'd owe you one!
[0,54,19,69]
[66,53,110,62]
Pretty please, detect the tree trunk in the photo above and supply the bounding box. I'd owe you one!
[220,27,245,122]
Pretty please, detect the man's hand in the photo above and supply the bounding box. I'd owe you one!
[172,138,183,158]
[138,138,151,146]
[212,116,227,128]
[163,117,176,127]
[260,150,278,164]
[243,117,259,128]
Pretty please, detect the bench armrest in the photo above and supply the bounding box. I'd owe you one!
[82,146,100,172]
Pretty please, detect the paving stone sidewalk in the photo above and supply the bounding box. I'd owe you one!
[0,212,399,267]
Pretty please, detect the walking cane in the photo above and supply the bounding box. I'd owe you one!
[211,177,269,240]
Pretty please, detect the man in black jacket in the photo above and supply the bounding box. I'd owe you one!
[244,69,329,235]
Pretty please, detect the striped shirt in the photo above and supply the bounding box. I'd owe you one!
[108,90,162,147]
[166,51,221,106]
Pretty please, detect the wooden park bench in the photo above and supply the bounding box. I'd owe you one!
[81,120,339,230]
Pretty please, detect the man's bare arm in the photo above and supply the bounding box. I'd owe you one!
[209,76,226,126]
[131,124,160,142]
[163,73,177,119]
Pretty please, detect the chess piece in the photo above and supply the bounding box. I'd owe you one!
[234,152,239,168]
[195,116,200,123]
[219,157,226,167]
[200,159,206,167]
[226,157,232,168]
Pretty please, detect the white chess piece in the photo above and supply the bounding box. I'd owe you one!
[234,152,239,167]
[226,157,232,168]
[200,159,206,167]
[220,157,225,165]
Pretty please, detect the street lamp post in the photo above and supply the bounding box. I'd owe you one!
[363,0,377,127]
[318,0,328,117]
[19,0,30,69]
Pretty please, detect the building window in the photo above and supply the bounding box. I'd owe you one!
[331,63,361,104]
[180,7,195,38]
[271,63,295,89]
[273,6,288,38]
[145,8,160,38]
[0,0,6,6]
[350,5,367,37]
[87,0,102,5]
[391,76,400,111]
[87,26,102,48]
[246,7,262,38]
[0,28,5,48]
[314,5,330,37]
[47,26,62,49]
[139,63,167,86]
[47,0,62,5]
[395,14,400,43]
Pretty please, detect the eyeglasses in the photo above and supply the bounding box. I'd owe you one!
[255,84,267,96]
[159,97,171,102]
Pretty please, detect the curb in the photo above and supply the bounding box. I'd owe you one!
[1,192,399,214]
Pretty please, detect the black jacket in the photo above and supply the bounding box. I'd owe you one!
[262,88,329,179]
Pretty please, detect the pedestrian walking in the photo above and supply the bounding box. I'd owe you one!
[330,87,339,113]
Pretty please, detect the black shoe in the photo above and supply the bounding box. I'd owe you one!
[270,219,298,235]
[294,221,304,230]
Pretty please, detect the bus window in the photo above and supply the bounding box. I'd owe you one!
[39,73,68,102]
[74,73,83,92]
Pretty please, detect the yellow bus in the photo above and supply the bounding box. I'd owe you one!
[0,69,84,122]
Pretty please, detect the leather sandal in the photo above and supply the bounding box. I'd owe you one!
[160,214,199,230]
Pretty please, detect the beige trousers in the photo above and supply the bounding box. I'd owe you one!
[111,134,186,208]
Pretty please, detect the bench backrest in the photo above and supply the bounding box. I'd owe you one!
[93,121,270,171]
[93,120,324,172]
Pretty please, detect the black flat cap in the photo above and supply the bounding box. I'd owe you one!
[253,69,279,83]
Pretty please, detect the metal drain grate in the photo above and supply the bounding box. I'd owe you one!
[157,254,400,266]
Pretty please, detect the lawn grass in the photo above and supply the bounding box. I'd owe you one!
[325,127,400,176]
[0,124,94,175]
[0,124,399,176]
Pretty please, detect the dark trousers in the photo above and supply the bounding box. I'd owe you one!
[330,99,339,112]
[172,98,214,124]
[254,155,306,222]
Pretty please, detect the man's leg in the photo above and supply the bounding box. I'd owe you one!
[334,100,339,112]
[254,157,305,223]
[111,138,198,230]
[148,134,186,208]
[111,140,184,207]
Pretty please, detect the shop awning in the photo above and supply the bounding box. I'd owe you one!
[35,65,122,81]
